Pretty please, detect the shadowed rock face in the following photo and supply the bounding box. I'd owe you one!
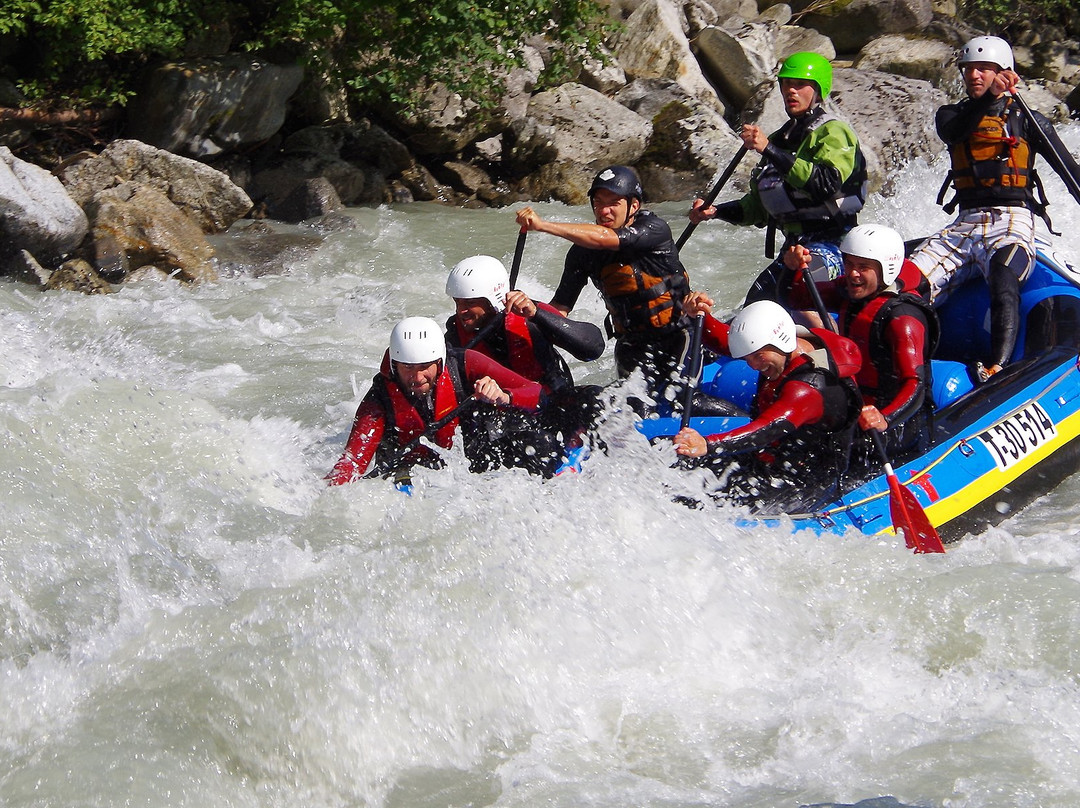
[125,56,304,159]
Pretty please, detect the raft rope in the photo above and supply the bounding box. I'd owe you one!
[785,354,1080,523]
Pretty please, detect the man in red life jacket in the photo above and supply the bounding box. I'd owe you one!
[910,35,1080,383]
[780,224,938,461]
[326,316,561,485]
[444,255,604,394]
[444,254,608,443]
[672,299,861,507]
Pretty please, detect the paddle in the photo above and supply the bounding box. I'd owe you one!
[675,145,749,251]
[679,313,706,429]
[672,148,747,420]
[464,226,528,350]
[1012,92,1080,207]
[379,395,480,490]
[800,263,945,553]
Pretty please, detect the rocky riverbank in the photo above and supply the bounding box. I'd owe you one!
[1,0,1078,292]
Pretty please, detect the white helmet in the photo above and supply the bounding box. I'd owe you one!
[389,317,446,365]
[728,300,797,359]
[445,255,509,313]
[959,36,1014,72]
[840,224,906,286]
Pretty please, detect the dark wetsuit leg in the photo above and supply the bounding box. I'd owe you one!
[988,244,1028,368]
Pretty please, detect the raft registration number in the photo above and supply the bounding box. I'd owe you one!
[975,401,1057,471]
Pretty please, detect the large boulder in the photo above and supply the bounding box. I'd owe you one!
[798,0,934,55]
[853,35,958,88]
[517,83,652,169]
[85,182,217,283]
[60,139,251,233]
[0,147,88,266]
[125,57,303,158]
[694,22,780,110]
[616,78,744,198]
[612,0,725,112]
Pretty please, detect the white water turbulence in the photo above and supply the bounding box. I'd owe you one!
[3,126,1080,808]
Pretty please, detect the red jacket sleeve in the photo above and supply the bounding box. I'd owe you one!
[325,398,386,485]
[707,380,825,455]
[879,314,929,424]
[700,313,731,356]
[463,349,545,411]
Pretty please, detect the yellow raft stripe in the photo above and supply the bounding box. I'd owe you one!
[920,403,1080,529]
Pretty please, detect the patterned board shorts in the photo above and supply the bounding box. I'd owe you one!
[909,206,1036,307]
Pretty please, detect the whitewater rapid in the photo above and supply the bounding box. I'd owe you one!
[2,131,1080,807]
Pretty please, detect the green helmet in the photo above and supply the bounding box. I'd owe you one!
[777,52,832,99]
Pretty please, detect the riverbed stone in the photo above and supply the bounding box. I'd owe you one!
[0,147,88,264]
[60,139,251,234]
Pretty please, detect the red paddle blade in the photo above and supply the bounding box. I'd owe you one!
[886,474,945,554]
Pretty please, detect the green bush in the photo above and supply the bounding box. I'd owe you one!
[0,0,611,109]
[959,0,1079,37]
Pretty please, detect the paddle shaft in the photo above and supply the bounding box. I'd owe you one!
[464,227,528,351]
[675,145,749,251]
[801,262,945,552]
[399,395,478,455]
[1012,92,1080,208]
[679,313,706,430]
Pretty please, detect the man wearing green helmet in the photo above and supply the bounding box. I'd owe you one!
[689,51,868,321]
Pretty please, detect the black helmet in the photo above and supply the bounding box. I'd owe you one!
[588,166,643,202]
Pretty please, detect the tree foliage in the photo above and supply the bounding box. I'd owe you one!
[958,0,1079,37]
[0,0,612,109]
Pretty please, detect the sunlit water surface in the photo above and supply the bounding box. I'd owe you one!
[2,129,1080,808]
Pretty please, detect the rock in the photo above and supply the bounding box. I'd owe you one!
[44,258,114,294]
[270,177,345,223]
[0,147,88,264]
[520,83,653,168]
[828,68,948,191]
[126,56,303,158]
[577,44,629,95]
[695,23,780,110]
[60,139,251,233]
[519,160,596,205]
[775,24,836,62]
[613,0,725,110]
[6,249,51,286]
[854,35,959,88]
[85,182,217,282]
[799,0,934,54]
[616,78,744,192]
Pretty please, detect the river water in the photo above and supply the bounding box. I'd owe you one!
[3,129,1080,808]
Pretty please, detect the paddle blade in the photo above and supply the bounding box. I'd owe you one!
[886,474,945,554]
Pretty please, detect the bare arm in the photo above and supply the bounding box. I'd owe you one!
[516,206,620,250]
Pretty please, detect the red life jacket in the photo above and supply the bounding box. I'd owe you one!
[453,312,546,383]
[839,290,938,406]
[841,294,894,393]
[376,351,462,450]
